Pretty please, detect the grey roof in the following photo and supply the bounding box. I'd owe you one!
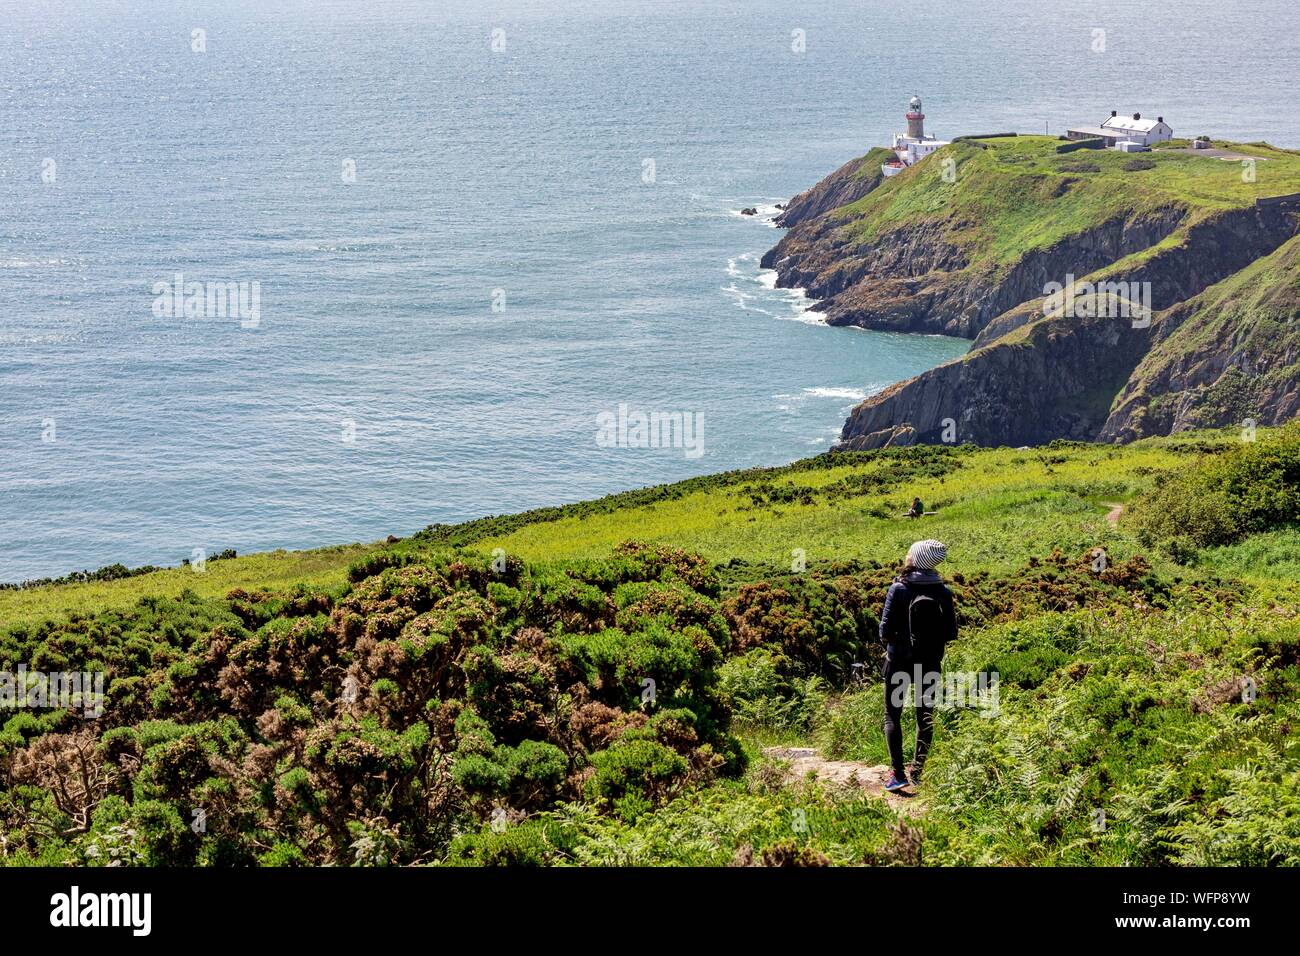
[1067,126,1121,138]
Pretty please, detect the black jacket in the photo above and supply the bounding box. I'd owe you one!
[878,570,958,650]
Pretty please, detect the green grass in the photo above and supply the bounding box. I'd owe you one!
[1199,529,1300,583]
[832,136,1300,271]
[850,146,897,180]
[0,543,369,628]
[0,428,1265,630]
[471,440,1181,572]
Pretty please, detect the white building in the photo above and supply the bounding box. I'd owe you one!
[882,95,951,177]
[1066,111,1173,149]
[1102,112,1173,145]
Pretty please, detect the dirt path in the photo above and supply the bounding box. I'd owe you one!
[763,746,923,814]
[1103,502,1124,526]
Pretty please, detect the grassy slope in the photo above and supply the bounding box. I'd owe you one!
[0,544,369,628]
[473,443,1160,568]
[456,427,1298,598]
[852,146,897,180]
[2,428,1284,630]
[836,136,1300,270]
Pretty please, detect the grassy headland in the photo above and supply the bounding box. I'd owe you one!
[766,134,1300,450]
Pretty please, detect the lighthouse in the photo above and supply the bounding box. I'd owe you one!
[906,95,925,139]
[881,94,949,177]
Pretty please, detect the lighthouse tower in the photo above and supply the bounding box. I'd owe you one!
[906,95,925,139]
[881,94,949,177]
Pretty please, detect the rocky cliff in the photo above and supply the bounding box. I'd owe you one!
[774,147,895,228]
[1100,232,1300,441]
[764,136,1300,448]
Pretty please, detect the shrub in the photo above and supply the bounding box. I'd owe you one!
[451,712,568,809]
[1132,425,1300,552]
[558,622,721,709]
[444,818,575,867]
[258,841,309,867]
[130,800,193,866]
[586,739,688,820]
[346,549,418,583]
[723,575,877,680]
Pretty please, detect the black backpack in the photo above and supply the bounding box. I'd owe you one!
[907,591,947,656]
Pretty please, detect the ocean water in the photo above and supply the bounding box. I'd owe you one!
[1,0,1297,583]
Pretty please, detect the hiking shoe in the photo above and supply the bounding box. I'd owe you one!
[908,764,923,785]
[884,772,909,792]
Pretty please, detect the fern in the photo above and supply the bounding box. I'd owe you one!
[1054,768,1090,817]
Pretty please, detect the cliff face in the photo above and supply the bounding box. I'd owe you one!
[765,136,1300,448]
[766,199,1187,339]
[1100,232,1300,441]
[838,203,1300,449]
[837,310,1153,448]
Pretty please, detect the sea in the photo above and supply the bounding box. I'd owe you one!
[1,0,1297,582]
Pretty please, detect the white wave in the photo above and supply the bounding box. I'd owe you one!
[724,253,758,278]
[720,249,827,325]
[774,386,870,404]
[773,284,828,326]
[803,386,868,401]
[728,200,786,226]
[776,313,827,326]
[720,282,773,315]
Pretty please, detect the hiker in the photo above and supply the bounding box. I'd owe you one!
[907,496,924,518]
[877,539,958,792]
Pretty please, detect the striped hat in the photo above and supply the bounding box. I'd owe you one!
[906,539,947,570]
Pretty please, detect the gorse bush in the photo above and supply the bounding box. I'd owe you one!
[0,543,758,865]
[1132,423,1300,554]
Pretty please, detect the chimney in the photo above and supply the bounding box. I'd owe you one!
[1133,112,1141,120]
[1157,116,1163,123]
[1111,110,1118,117]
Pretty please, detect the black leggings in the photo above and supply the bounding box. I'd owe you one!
[883,646,943,778]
